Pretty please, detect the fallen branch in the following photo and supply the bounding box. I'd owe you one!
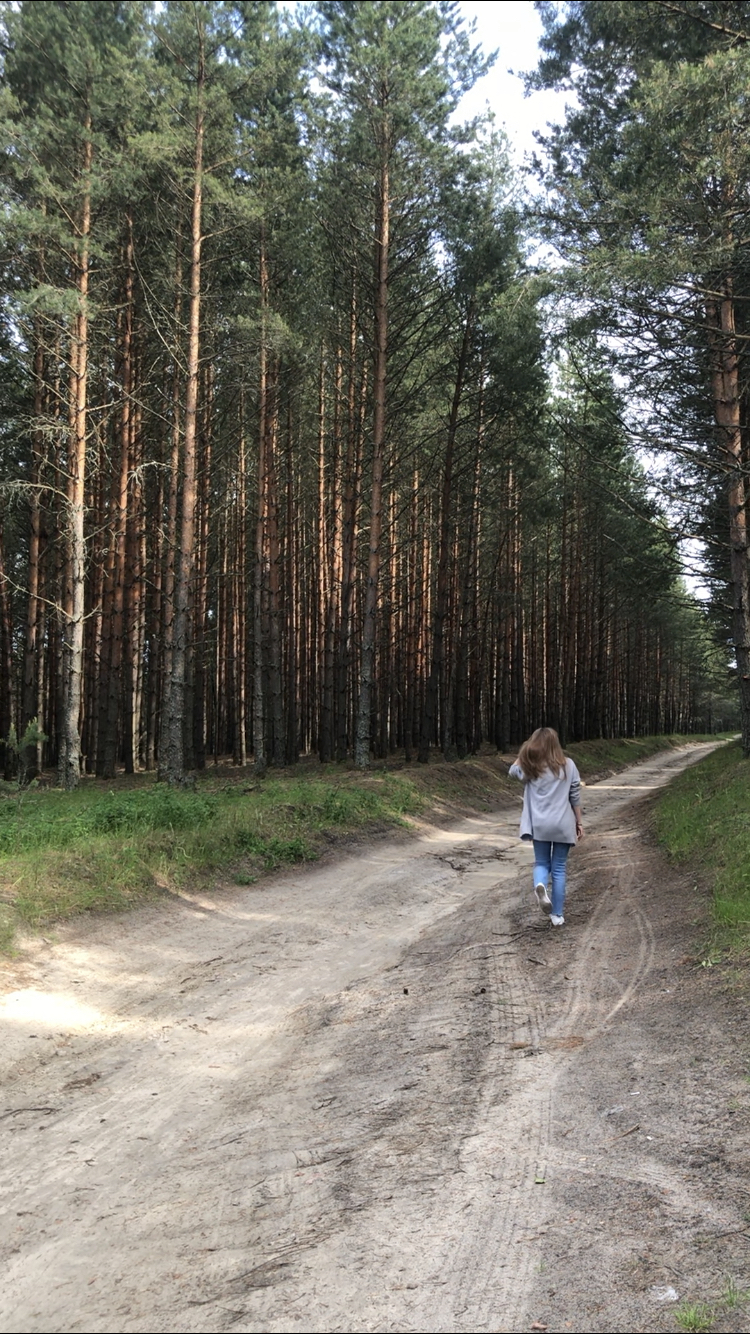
[1,1106,58,1119]
[608,1123,640,1142]
[463,941,516,950]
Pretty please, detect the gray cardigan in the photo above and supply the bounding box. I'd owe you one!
[509,758,581,844]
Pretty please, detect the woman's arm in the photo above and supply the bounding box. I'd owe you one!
[568,764,583,839]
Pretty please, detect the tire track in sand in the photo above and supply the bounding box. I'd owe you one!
[414,743,720,1333]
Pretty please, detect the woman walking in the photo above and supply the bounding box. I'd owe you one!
[509,727,583,927]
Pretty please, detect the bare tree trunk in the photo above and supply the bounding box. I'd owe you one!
[253,231,269,777]
[455,428,481,759]
[146,462,165,770]
[403,467,421,762]
[82,448,105,774]
[355,149,390,769]
[157,247,183,774]
[0,510,14,778]
[193,361,213,770]
[233,411,248,765]
[97,222,134,778]
[59,118,92,790]
[159,44,204,785]
[708,281,750,753]
[320,346,343,761]
[284,404,298,763]
[314,348,328,757]
[335,315,365,761]
[265,363,285,766]
[510,479,525,745]
[418,302,473,762]
[124,382,144,771]
[21,330,45,781]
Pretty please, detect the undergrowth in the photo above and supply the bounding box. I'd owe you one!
[566,733,687,777]
[654,739,750,937]
[0,775,422,944]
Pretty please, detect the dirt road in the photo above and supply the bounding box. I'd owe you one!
[3,742,750,1334]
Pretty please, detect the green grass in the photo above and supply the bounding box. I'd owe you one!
[654,739,750,933]
[0,784,220,853]
[720,1276,750,1310]
[669,1279,750,1332]
[673,1301,715,1333]
[566,733,732,782]
[0,773,424,946]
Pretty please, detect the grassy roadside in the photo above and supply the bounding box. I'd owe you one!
[0,733,724,951]
[564,733,715,780]
[0,774,423,951]
[654,738,750,942]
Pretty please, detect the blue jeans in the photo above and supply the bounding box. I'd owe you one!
[532,840,571,917]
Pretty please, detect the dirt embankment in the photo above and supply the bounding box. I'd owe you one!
[2,741,749,1334]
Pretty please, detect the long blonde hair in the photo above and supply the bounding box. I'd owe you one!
[516,727,566,780]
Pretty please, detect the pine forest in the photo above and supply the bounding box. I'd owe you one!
[0,0,746,791]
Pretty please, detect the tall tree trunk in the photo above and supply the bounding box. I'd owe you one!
[233,411,248,765]
[21,330,45,781]
[124,381,144,771]
[159,45,204,785]
[336,333,365,762]
[193,361,213,770]
[0,510,13,778]
[320,345,344,762]
[253,230,269,777]
[59,117,92,790]
[708,283,750,754]
[455,427,481,759]
[264,363,285,766]
[418,302,473,762]
[157,245,183,774]
[355,146,390,768]
[284,403,299,763]
[403,467,420,762]
[97,222,134,778]
[146,462,165,770]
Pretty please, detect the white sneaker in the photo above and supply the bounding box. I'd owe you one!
[534,883,552,913]
[550,914,565,927]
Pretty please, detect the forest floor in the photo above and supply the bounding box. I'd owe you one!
[2,740,750,1334]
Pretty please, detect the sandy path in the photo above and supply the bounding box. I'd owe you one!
[0,742,742,1333]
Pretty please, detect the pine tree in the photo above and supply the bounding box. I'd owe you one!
[533,0,750,748]
[316,0,491,768]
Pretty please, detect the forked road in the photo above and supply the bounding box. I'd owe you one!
[0,742,742,1333]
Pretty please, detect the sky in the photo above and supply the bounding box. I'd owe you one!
[281,1,571,166]
[453,1,570,165]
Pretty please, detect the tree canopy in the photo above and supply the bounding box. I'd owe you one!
[533,0,750,747]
